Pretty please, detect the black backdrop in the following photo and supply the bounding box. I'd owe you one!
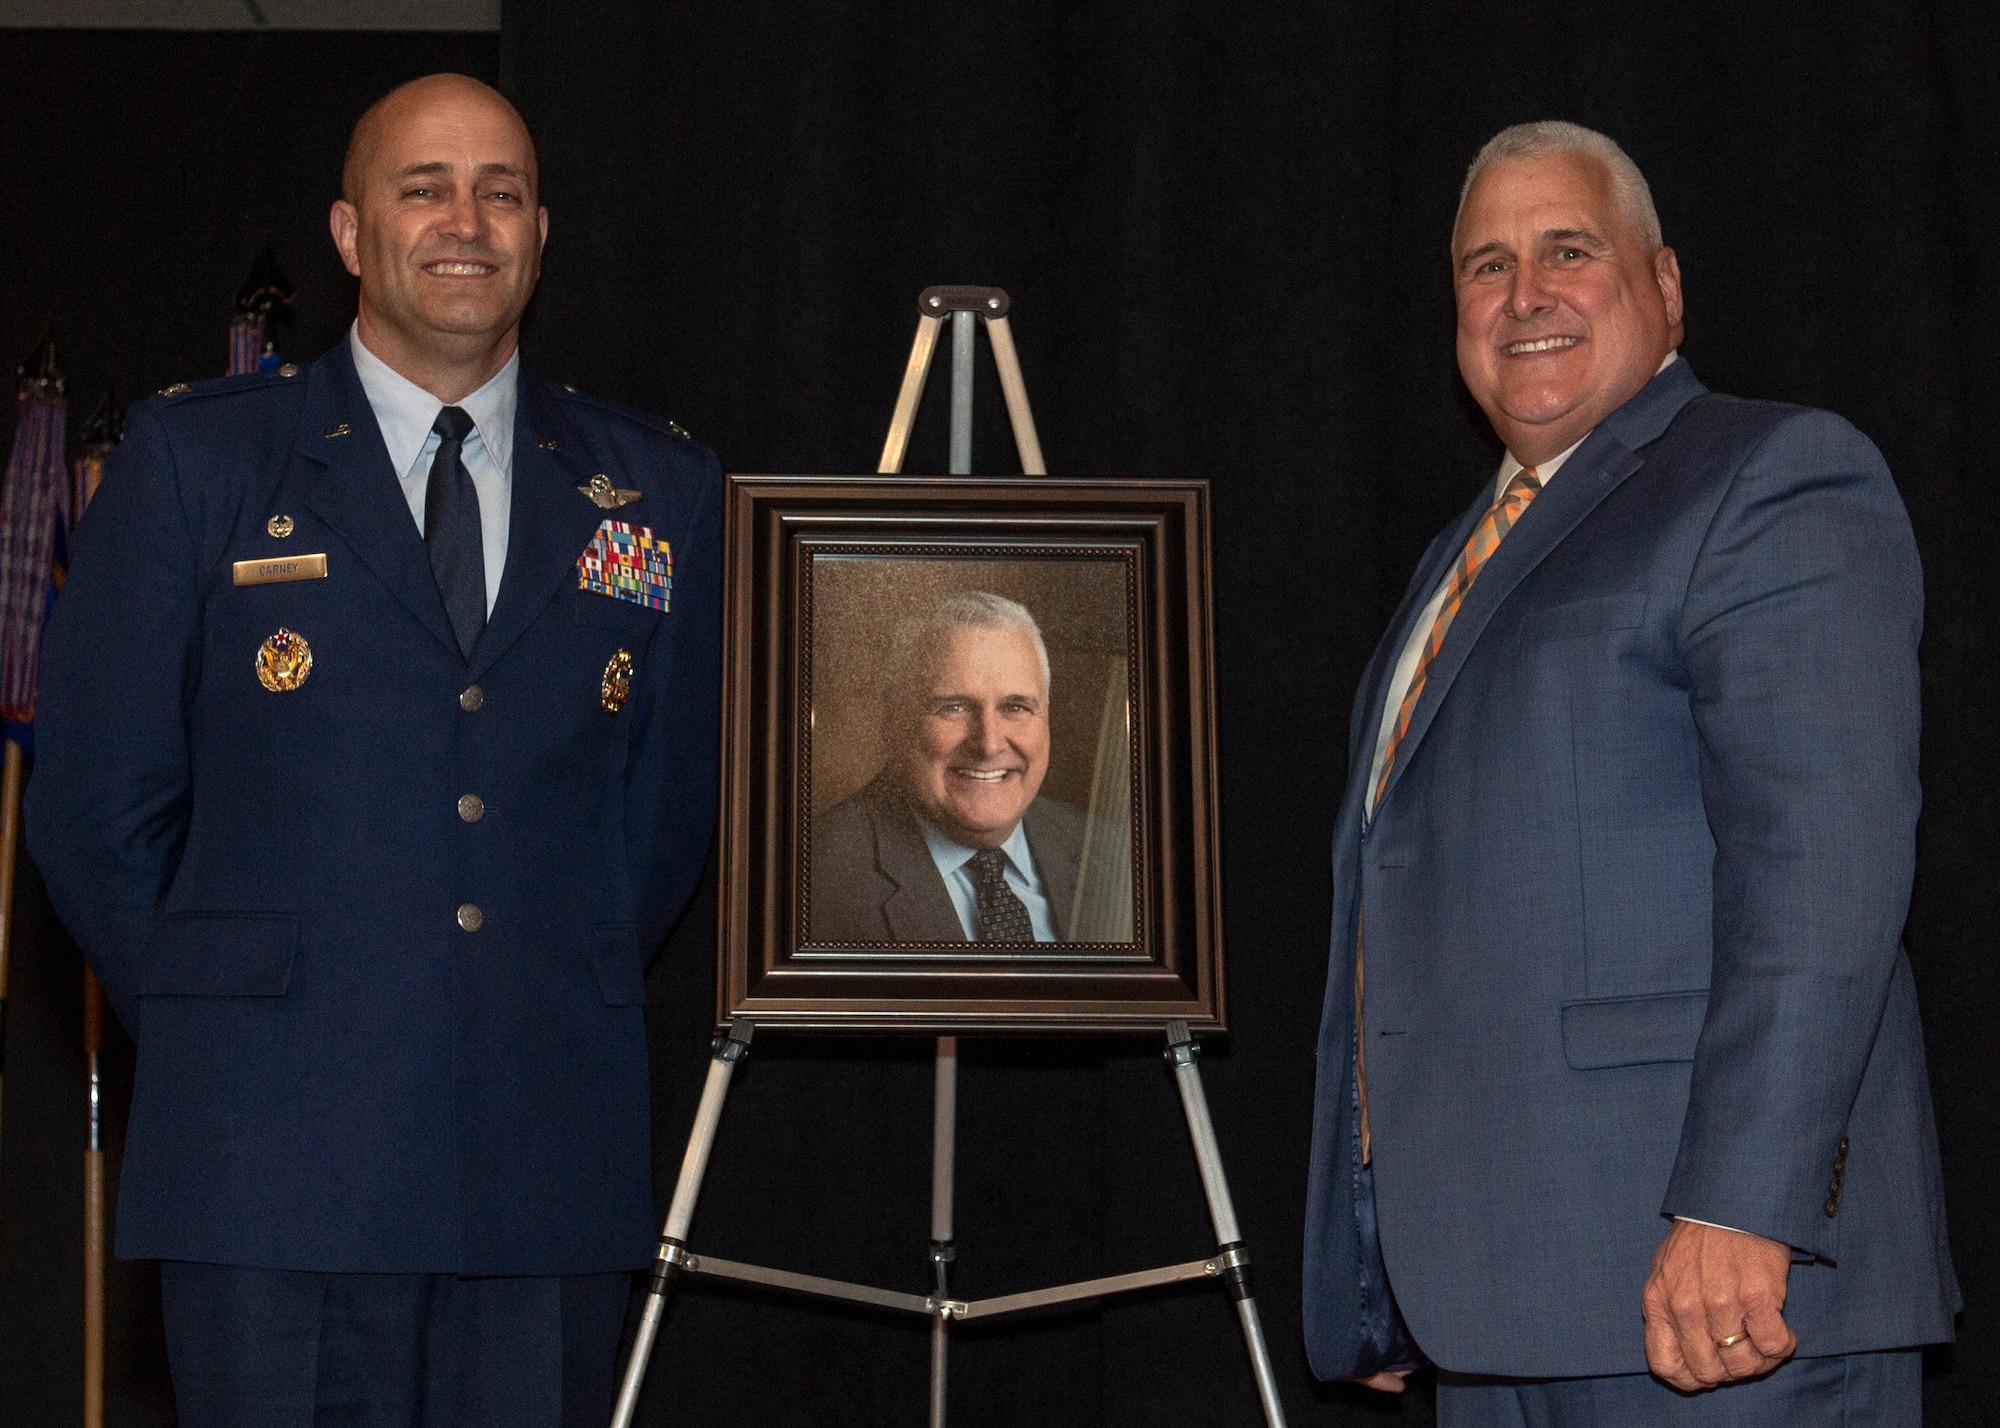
[3,3,1999,1423]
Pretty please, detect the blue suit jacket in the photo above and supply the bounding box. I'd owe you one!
[25,340,721,1275]
[1302,360,1959,1378]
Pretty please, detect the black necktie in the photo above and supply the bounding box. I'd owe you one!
[424,405,486,659]
[966,848,1036,942]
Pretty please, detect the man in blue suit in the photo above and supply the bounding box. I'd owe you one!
[1302,121,1957,1424]
[26,75,720,1426]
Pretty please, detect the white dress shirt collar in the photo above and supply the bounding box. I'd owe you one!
[1495,350,1679,499]
[348,323,518,483]
[916,813,1057,942]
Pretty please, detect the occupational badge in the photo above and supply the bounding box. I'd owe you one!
[577,519,671,611]
[578,473,643,510]
[601,648,634,713]
[255,627,313,692]
[267,514,294,538]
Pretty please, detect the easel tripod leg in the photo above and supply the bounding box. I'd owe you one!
[609,1017,754,1428]
[1164,1022,1288,1428]
[928,1035,958,1428]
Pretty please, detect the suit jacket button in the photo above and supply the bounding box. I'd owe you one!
[458,794,485,823]
[460,684,484,711]
[457,903,483,932]
[1824,1197,1839,1218]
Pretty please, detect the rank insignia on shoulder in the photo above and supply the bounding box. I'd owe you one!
[159,382,192,397]
[578,473,642,510]
[578,520,671,612]
[255,627,313,692]
[602,648,634,713]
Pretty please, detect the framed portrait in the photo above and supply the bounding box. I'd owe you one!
[718,476,1223,1033]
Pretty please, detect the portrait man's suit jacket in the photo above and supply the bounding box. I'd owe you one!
[1302,360,1959,1379]
[808,774,1084,942]
[25,339,721,1276]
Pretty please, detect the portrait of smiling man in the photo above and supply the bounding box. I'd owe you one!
[1300,121,1957,1425]
[810,591,1088,945]
[28,73,723,1427]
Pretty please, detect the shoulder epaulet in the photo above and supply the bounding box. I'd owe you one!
[546,379,700,448]
[152,362,306,406]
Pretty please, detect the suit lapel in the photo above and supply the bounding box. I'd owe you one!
[469,377,609,680]
[867,786,968,941]
[298,344,460,658]
[1368,360,1707,819]
[1024,798,1082,934]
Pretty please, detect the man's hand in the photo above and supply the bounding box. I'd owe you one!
[1642,1220,1797,1390]
[1351,1369,1412,1393]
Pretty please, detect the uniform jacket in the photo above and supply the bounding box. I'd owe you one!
[26,338,721,1276]
[1302,360,1958,1378]
[808,774,1084,943]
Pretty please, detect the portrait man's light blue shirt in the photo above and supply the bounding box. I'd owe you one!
[918,816,1058,941]
[349,322,517,615]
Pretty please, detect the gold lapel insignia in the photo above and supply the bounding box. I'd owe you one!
[323,423,350,439]
[267,514,295,538]
[255,628,313,692]
[579,473,642,510]
[538,437,559,450]
[601,648,634,713]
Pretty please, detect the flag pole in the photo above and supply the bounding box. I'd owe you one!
[83,968,104,1428]
[71,387,119,1428]
[0,735,20,1157]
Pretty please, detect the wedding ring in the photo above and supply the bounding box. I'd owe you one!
[1714,1331,1749,1351]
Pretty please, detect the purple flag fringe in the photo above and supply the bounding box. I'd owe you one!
[228,314,264,377]
[0,384,68,723]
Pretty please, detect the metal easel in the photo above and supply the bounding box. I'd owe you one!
[609,287,1285,1428]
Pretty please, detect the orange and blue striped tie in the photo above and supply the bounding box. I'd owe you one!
[1357,465,1542,1161]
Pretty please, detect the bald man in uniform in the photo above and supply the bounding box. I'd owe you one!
[28,75,721,1426]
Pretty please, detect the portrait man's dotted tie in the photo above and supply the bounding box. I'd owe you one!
[967,848,1035,941]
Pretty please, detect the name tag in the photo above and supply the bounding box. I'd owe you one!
[232,554,328,586]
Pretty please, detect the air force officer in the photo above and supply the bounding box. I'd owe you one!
[27,75,720,1426]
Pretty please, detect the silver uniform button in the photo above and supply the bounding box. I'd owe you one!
[458,794,485,823]
[456,903,483,932]
[459,684,484,711]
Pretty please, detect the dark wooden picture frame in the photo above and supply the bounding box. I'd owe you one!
[718,476,1224,1033]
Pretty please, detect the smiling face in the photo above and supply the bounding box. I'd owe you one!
[1452,150,1683,465]
[330,76,546,398]
[896,624,1051,850]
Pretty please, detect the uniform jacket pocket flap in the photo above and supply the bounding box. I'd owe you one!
[1561,990,1708,1068]
[143,913,299,996]
[1529,591,1648,643]
[573,591,664,638]
[592,925,647,1006]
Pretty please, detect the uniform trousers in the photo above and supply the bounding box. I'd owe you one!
[1435,1349,1921,1427]
[160,1261,631,1428]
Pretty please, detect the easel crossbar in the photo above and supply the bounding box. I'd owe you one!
[679,1251,1229,1324]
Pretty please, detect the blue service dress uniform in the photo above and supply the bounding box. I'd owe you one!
[25,338,721,1421]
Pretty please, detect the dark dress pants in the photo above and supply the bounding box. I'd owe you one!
[160,1262,632,1428]
[1435,1349,1922,1426]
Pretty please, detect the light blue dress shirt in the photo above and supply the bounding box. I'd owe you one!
[349,323,517,615]
[918,816,1058,942]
